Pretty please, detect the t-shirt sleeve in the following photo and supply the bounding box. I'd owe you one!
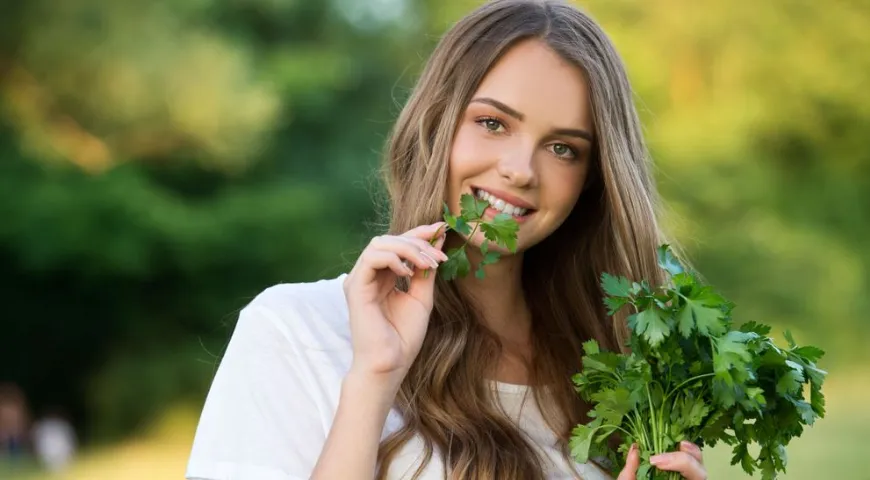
[185,300,329,480]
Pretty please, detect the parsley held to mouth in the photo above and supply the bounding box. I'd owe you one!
[570,245,827,480]
[428,193,519,281]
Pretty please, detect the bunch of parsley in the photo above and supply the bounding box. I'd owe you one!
[432,193,519,280]
[570,246,826,480]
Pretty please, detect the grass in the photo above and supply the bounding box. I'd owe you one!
[1,405,197,480]
[4,370,866,480]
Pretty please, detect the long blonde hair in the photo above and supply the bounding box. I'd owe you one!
[377,1,670,478]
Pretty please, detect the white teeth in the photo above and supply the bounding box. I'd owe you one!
[473,189,529,217]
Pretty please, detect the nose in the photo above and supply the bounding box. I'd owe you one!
[496,145,536,188]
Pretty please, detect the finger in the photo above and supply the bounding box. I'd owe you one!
[616,443,640,480]
[407,233,446,303]
[350,228,447,290]
[400,222,447,242]
[393,235,449,263]
[650,451,706,480]
[680,441,703,465]
[353,248,429,292]
[361,249,419,277]
[368,236,441,272]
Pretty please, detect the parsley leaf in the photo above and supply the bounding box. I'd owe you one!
[436,194,519,280]
[775,362,804,396]
[569,425,595,464]
[657,243,685,276]
[570,244,827,479]
[460,193,487,220]
[480,213,519,252]
[792,346,825,363]
[438,247,469,282]
[677,287,728,338]
[630,307,671,347]
[602,272,634,298]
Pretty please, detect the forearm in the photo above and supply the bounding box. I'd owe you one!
[310,371,399,479]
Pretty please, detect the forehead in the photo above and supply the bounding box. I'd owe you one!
[471,39,592,130]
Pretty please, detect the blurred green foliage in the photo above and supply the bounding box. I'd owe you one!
[0,0,867,450]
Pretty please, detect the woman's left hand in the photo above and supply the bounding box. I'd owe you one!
[617,441,707,480]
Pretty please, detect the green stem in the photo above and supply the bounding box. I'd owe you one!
[430,216,480,250]
[631,410,652,452]
[424,222,479,278]
[646,384,659,453]
[599,424,636,440]
[626,414,645,451]
[423,224,449,278]
[462,222,481,249]
[662,372,717,404]
[427,223,448,246]
[659,398,668,451]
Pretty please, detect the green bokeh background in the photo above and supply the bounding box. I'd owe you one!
[1,0,867,478]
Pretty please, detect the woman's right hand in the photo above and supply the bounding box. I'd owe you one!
[617,442,707,480]
[342,222,449,387]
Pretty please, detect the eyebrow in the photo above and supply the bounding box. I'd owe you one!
[469,97,594,142]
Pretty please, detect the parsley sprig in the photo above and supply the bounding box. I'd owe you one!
[570,245,827,480]
[429,193,519,280]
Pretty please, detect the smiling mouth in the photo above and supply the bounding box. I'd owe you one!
[473,188,535,217]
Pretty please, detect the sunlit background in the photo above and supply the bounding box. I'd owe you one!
[1,0,868,478]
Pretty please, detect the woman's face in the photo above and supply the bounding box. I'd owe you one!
[446,38,594,254]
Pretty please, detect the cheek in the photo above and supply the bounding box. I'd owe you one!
[449,124,488,176]
[447,124,491,195]
[542,165,588,216]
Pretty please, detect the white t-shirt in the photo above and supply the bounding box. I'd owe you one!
[185,274,613,480]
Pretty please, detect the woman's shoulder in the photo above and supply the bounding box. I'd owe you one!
[186,273,352,480]
[239,273,351,352]
[248,272,348,312]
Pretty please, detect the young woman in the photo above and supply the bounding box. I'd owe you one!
[185,1,708,479]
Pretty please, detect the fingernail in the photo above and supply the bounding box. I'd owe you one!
[419,252,439,268]
[681,440,696,450]
[650,455,664,466]
[630,443,637,454]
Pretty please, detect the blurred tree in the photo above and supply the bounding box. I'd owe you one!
[581,0,870,358]
[0,0,421,441]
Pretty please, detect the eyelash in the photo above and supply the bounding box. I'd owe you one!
[473,116,579,160]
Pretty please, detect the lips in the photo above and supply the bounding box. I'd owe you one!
[475,189,529,216]
[471,185,536,210]
[482,204,534,224]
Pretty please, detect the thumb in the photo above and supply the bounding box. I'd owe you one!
[406,229,446,306]
[617,443,640,480]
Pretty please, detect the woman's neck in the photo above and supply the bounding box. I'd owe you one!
[453,239,531,345]
[471,275,533,386]
[445,233,535,384]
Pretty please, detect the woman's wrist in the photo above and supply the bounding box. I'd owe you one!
[311,369,401,479]
[343,367,404,408]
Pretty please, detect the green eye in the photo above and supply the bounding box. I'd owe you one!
[484,119,502,131]
[551,143,576,159]
[476,117,505,133]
